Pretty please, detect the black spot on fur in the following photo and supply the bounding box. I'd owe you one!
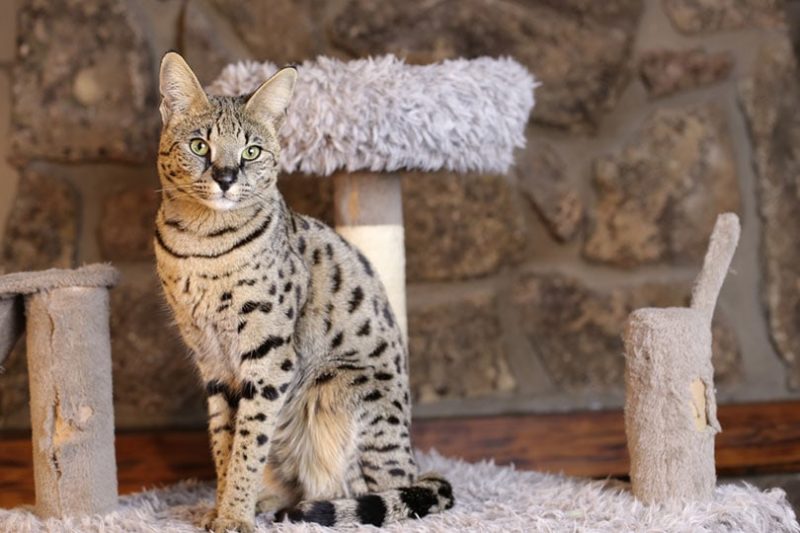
[357,251,374,276]
[315,371,336,385]
[240,380,257,400]
[364,390,383,402]
[351,375,369,386]
[237,321,247,333]
[389,468,406,477]
[331,265,342,292]
[355,494,387,526]
[312,248,321,265]
[375,372,393,381]
[220,291,232,301]
[253,413,267,422]
[357,319,371,336]
[399,486,439,518]
[325,243,334,259]
[281,359,293,371]
[262,385,279,400]
[382,304,395,327]
[387,415,400,425]
[239,429,250,437]
[241,301,272,315]
[241,335,285,361]
[206,380,227,397]
[331,331,344,349]
[284,281,293,293]
[256,434,268,446]
[297,237,306,254]
[368,341,389,359]
[348,286,364,313]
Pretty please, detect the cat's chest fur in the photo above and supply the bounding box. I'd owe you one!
[155,211,310,379]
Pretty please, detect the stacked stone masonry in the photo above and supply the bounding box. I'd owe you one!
[0,0,798,428]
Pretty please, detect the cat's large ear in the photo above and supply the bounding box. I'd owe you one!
[159,52,209,125]
[244,67,297,129]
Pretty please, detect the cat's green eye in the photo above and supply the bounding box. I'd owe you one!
[242,145,262,161]
[189,138,209,157]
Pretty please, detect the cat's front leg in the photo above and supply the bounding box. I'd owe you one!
[211,342,297,533]
[201,379,237,529]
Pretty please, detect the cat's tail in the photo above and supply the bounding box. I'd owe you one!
[275,472,454,527]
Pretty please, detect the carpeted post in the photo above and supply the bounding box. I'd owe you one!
[333,171,407,342]
[0,264,120,518]
[623,213,740,504]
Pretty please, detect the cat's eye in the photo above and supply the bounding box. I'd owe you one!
[189,138,209,157]
[242,145,262,161]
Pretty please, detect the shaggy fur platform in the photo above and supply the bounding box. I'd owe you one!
[1,452,796,532]
[208,55,536,176]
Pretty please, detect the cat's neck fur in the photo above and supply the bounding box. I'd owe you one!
[158,187,287,237]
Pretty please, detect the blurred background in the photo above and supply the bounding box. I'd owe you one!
[0,0,798,433]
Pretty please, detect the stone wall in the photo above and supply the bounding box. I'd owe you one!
[1,0,799,428]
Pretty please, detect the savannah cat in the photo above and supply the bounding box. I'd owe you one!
[153,52,453,533]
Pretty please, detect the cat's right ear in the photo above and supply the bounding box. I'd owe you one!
[159,52,209,125]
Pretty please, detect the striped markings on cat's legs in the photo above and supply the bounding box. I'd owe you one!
[211,346,296,533]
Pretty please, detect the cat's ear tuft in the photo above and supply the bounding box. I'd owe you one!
[245,67,297,129]
[159,52,209,125]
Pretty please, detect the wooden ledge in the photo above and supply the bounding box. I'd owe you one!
[2,401,799,507]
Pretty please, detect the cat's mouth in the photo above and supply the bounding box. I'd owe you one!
[200,186,242,211]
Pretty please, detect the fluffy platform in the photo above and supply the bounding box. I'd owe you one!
[208,55,536,176]
[1,451,796,532]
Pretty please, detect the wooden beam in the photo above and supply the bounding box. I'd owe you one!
[2,401,800,507]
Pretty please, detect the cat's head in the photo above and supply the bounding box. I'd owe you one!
[157,52,296,211]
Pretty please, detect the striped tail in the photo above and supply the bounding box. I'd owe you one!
[276,473,454,527]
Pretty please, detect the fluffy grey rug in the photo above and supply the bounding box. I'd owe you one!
[207,55,536,176]
[1,451,797,532]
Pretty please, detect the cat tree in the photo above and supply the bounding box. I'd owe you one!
[0,57,792,532]
[0,264,119,518]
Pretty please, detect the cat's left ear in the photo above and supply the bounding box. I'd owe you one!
[245,67,297,129]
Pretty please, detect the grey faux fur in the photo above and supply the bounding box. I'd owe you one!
[208,55,536,175]
[0,264,120,297]
[0,451,796,532]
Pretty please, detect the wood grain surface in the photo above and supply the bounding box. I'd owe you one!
[2,401,799,508]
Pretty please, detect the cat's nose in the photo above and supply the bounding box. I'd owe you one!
[211,166,238,192]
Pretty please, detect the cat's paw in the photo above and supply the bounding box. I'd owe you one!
[211,515,255,533]
[200,508,217,530]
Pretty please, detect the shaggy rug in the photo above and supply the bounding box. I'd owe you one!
[1,451,797,532]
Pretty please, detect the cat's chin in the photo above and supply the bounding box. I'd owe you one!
[199,197,240,211]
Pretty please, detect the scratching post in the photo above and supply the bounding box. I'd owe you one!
[623,213,740,504]
[333,172,407,341]
[0,264,120,518]
[209,55,535,342]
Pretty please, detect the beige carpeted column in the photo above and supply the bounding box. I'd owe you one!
[333,172,408,342]
[0,264,120,518]
[624,213,740,504]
